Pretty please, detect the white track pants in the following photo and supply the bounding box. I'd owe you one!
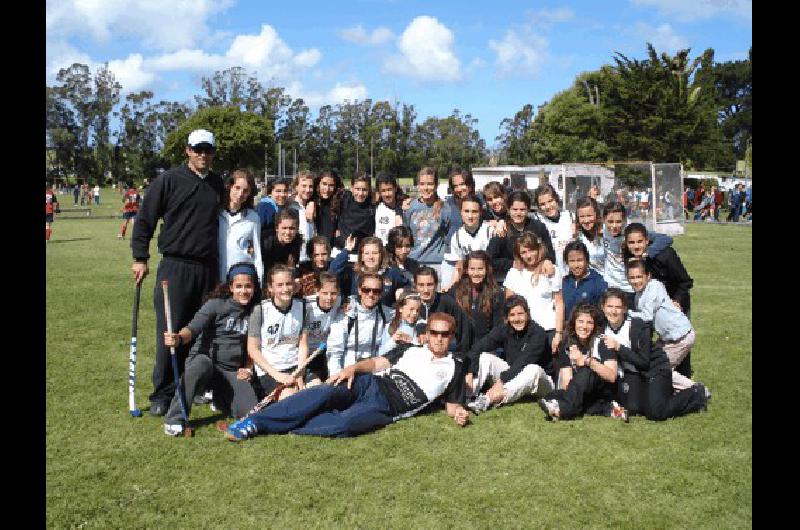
[472,353,554,405]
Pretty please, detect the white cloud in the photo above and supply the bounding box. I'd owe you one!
[531,7,575,25]
[46,0,235,51]
[632,22,689,53]
[294,49,322,69]
[630,0,752,22]
[295,82,369,107]
[339,25,395,45]
[384,16,461,82]
[46,39,95,80]
[489,29,548,78]
[107,54,156,93]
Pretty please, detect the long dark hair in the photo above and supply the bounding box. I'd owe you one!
[375,173,407,208]
[621,222,649,262]
[565,302,603,348]
[575,196,602,240]
[313,171,343,219]
[224,169,257,211]
[386,226,414,266]
[453,251,500,318]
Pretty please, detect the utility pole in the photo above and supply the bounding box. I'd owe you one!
[277,143,281,177]
[370,137,374,180]
[356,140,359,173]
[293,148,297,177]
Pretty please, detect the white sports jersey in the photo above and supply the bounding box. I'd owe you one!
[578,231,606,273]
[449,222,494,260]
[535,210,575,274]
[303,294,342,353]
[256,298,306,374]
[375,202,399,245]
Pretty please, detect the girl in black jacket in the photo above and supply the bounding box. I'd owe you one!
[622,222,694,378]
[446,251,504,340]
[601,288,708,420]
[464,295,555,413]
[331,172,375,250]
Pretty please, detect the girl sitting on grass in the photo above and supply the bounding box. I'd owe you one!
[625,259,704,395]
[162,263,260,436]
[538,302,627,422]
[247,264,311,401]
[600,288,708,420]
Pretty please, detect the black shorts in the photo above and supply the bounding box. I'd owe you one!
[122,211,137,220]
[46,214,54,223]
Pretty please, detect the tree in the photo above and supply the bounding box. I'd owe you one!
[55,63,97,180]
[497,104,534,164]
[195,67,263,112]
[92,63,122,183]
[714,47,752,159]
[162,106,273,174]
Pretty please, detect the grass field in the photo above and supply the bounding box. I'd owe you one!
[46,190,752,528]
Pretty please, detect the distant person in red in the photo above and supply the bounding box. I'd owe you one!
[45,184,59,241]
[118,182,140,240]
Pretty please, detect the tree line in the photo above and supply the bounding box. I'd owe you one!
[46,43,751,185]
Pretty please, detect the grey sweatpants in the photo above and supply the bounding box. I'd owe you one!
[165,354,258,425]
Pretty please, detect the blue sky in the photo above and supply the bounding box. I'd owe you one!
[46,0,752,147]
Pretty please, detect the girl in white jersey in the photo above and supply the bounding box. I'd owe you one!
[374,174,405,245]
[532,184,576,275]
[442,194,494,290]
[218,169,264,286]
[303,272,344,384]
[247,264,310,400]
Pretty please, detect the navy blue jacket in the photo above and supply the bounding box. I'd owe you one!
[562,269,608,321]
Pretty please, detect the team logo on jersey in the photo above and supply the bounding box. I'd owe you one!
[309,320,321,331]
[236,235,252,251]
[379,216,390,224]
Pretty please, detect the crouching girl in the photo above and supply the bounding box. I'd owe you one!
[162,263,260,436]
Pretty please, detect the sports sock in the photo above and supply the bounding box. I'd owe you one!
[45,228,51,241]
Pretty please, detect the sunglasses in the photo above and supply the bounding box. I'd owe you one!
[360,287,382,295]
[428,329,452,337]
[192,145,215,154]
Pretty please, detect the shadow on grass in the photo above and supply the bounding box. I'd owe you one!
[48,238,91,244]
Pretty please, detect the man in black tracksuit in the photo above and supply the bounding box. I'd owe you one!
[131,129,224,416]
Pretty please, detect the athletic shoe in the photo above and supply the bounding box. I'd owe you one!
[210,402,219,413]
[538,398,560,421]
[466,394,491,414]
[164,424,184,436]
[193,391,213,405]
[116,234,123,240]
[610,401,629,423]
[225,418,258,442]
[695,383,711,410]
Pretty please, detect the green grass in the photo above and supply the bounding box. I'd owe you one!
[46,212,752,529]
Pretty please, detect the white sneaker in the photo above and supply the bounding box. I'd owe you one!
[164,423,184,436]
[466,394,491,414]
[538,398,560,421]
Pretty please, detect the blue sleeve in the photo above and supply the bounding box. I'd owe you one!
[646,232,673,258]
[328,251,349,275]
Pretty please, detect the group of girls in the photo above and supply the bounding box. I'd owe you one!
[160,167,710,436]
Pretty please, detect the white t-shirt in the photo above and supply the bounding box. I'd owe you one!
[578,231,605,274]
[374,202,400,246]
[289,200,315,263]
[503,268,562,331]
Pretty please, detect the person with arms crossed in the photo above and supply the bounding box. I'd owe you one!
[130,129,224,416]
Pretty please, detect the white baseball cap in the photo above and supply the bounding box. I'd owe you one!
[187,129,215,148]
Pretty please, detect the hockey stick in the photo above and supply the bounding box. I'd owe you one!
[161,280,193,437]
[215,342,326,433]
[128,282,142,417]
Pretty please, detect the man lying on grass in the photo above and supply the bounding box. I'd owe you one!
[225,312,470,441]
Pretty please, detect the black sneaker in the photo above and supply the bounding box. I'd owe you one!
[149,402,168,417]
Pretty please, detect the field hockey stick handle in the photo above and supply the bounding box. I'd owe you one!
[160,280,176,354]
[132,282,141,336]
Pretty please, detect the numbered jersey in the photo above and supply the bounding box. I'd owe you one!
[123,189,140,212]
[534,210,575,274]
[256,298,306,373]
[45,189,57,214]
